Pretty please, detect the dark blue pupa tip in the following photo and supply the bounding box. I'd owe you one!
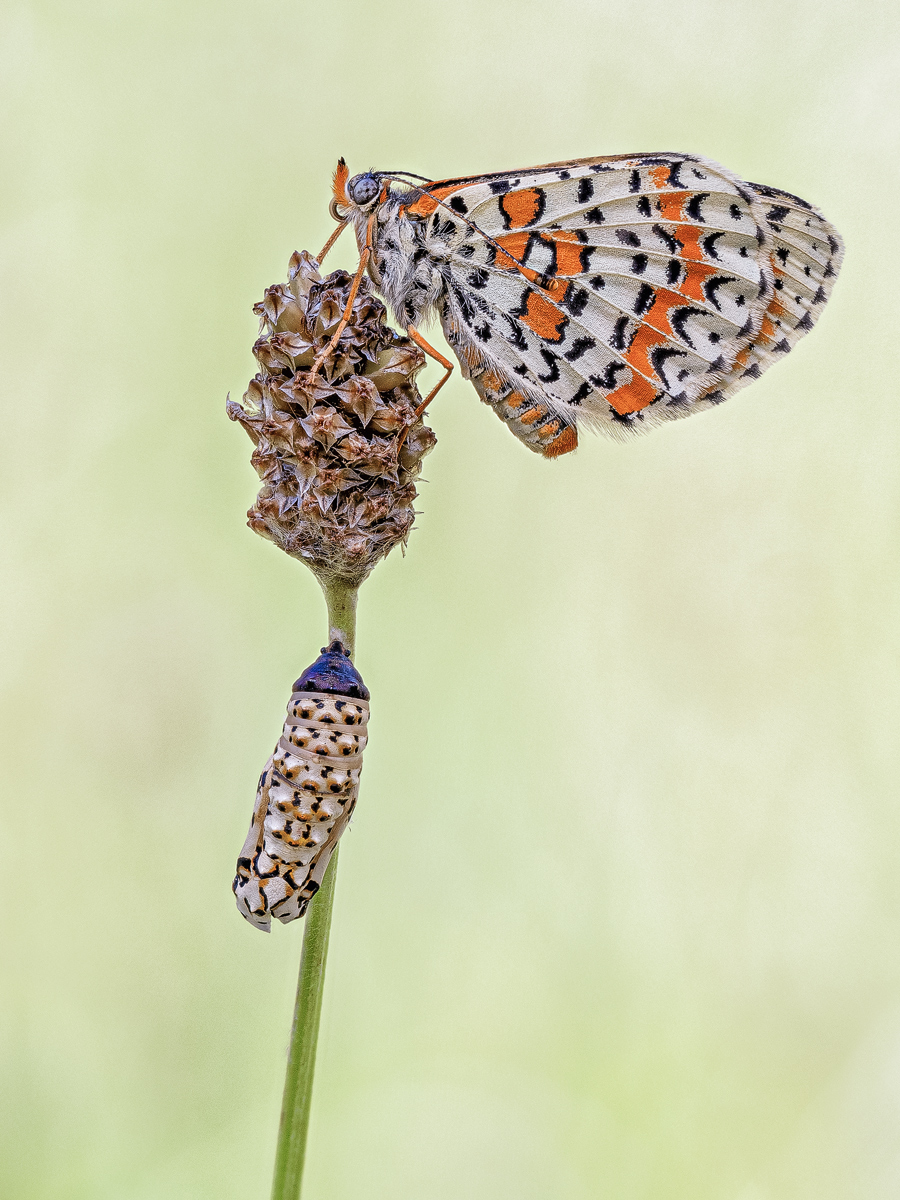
[293,640,370,700]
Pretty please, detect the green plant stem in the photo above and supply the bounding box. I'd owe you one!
[269,579,358,1200]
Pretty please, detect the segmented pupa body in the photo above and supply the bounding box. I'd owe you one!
[233,641,369,932]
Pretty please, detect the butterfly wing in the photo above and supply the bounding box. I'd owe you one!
[410,154,842,454]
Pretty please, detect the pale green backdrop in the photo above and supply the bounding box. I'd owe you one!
[1,2,898,1197]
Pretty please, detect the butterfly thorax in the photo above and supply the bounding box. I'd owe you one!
[344,190,450,330]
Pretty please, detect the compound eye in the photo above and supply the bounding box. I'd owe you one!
[347,173,380,206]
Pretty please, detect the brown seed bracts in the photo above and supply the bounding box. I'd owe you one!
[227,251,436,589]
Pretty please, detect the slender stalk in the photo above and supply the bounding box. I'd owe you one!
[270,579,358,1200]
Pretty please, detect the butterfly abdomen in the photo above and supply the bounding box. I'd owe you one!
[233,641,370,932]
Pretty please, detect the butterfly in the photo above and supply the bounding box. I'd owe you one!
[310,153,843,457]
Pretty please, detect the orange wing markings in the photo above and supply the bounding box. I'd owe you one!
[606,374,658,415]
[658,192,691,222]
[495,231,529,270]
[401,182,466,218]
[500,188,543,229]
[622,323,669,378]
[549,231,584,277]
[677,260,720,303]
[520,289,568,342]
[649,165,670,190]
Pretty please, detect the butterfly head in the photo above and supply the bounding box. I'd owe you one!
[330,158,387,221]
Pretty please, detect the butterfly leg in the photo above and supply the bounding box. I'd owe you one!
[315,218,348,267]
[309,211,377,380]
[406,325,454,415]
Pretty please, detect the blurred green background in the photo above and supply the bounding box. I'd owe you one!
[1,1,898,1197]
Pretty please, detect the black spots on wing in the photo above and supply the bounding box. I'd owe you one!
[827,234,839,255]
[577,177,594,203]
[585,207,605,224]
[558,169,571,179]
[610,408,638,426]
[513,363,529,376]
[653,224,681,253]
[432,218,457,242]
[589,275,606,291]
[474,321,492,342]
[671,306,705,348]
[591,362,628,391]
[737,316,753,337]
[449,195,468,214]
[667,161,685,187]
[451,284,477,326]
[564,287,589,317]
[742,362,761,378]
[707,354,725,372]
[702,232,725,260]
[703,276,736,311]
[729,203,743,221]
[776,246,789,264]
[795,310,814,331]
[767,205,789,224]
[685,193,709,222]
[579,246,593,273]
[537,349,560,383]
[633,283,655,316]
[813,285,826,304]
[574,228,589,244]
[628,169,641,193]
[610,316,630,350]
[467,267,489,289]
[565,336,596,362]
[734,294,746,307]
[774,338,791,353]
[650,345,688,389]
[510,288,532,320]
[708,330,721,344]
[774,278,784,290]
[569,380,592,405]
[666,259,681,286]
[457,243,474,259]
[739,245,748,257]
[489,179,510,194]
[823,260,835,278]
[616,229,641,247]
[636,195,652,218]
[631,253,649,275]
[503,315,528,350]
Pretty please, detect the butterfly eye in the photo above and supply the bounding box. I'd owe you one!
[347,173,380,206]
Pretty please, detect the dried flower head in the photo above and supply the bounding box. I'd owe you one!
[227,251,436,588]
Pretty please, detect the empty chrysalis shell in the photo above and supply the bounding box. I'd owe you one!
[233,641,370,932]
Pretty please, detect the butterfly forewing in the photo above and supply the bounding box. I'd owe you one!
[392,153,841,448]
